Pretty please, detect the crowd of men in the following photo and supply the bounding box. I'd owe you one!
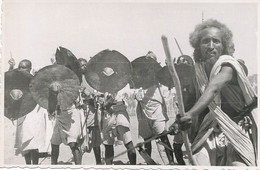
[5,18,257,166]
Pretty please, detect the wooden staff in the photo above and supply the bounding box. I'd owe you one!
[161,35,196,165]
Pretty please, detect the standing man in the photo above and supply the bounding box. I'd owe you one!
[100,91,137,165]
[50,58,86,165]
[132,52,174,165]
[78,58,103,165]
[78,55,137,165]
[135,83,174,165]
[9,59,51,165]
[177,19,257,166]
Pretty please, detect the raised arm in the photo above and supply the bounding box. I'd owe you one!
[8,58,15,70]
[187,66,233,117]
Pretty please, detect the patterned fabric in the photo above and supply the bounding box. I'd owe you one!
[192,55,257,166]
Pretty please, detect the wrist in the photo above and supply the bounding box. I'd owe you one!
[185,111,193,118]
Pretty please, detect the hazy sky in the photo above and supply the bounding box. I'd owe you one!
[2,0,258,75]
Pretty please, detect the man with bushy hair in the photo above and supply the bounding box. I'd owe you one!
[189,19,233,62]
[175,19,257,166]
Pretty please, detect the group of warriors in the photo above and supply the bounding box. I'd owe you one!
[4,19,258,166]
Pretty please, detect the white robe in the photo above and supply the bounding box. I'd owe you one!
[14,105,53,155]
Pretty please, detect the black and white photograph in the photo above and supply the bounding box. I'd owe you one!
[1,0,259,168]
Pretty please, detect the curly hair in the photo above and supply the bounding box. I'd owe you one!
[189,19,233,62]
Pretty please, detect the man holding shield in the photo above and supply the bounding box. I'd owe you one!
[78,58,103,165]
[101,91,137,165]
[80,50,137,165]
[7,59,51,165]
[132,52,174,165]
[43,60,86,165]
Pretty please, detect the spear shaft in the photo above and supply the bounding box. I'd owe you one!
[161,35,196,165]
[174,38,183,56]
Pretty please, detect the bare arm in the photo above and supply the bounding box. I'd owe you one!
[187,66,234,117]
[8,58,15,71]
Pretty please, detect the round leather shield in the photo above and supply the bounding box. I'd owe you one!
[55,46,82,82]
[84,49,132,93]
[157,63,195,89]
[29,64,80,111]
[4,69,37,120]
[131,56,162,89]
[177,55,194,66]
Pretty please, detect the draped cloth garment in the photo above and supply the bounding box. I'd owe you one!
[191,55,257,166]
[51,104,86,145]
[15,105,53,155]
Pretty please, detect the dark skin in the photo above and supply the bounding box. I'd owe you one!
[20,60,37,164]
[49,59,86,165]
[179,27,234,129]
[9,59,39,165]
[102,94,137,165]
[18,60,32,73]
[179,66,233,128]
[78,58,104,165]
[51,140,82,165]
[51,58,87,165]
[50,106,83,165]
[8,59,32,73]
[78,59,87,74]
[8,58,15,70]
[177,27,255,167]
[24,149,39,165]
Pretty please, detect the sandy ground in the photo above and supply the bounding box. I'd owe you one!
[4,113,186,166]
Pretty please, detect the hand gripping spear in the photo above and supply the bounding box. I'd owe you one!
[161,35,197,165]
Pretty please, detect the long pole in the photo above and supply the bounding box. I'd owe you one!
[161,35,196,165]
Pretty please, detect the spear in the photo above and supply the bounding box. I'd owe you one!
[109,130,173,165]
[174,38,183,56]
[161,35,197,165]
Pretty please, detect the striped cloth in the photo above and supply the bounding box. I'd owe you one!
[192,55,256,166]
